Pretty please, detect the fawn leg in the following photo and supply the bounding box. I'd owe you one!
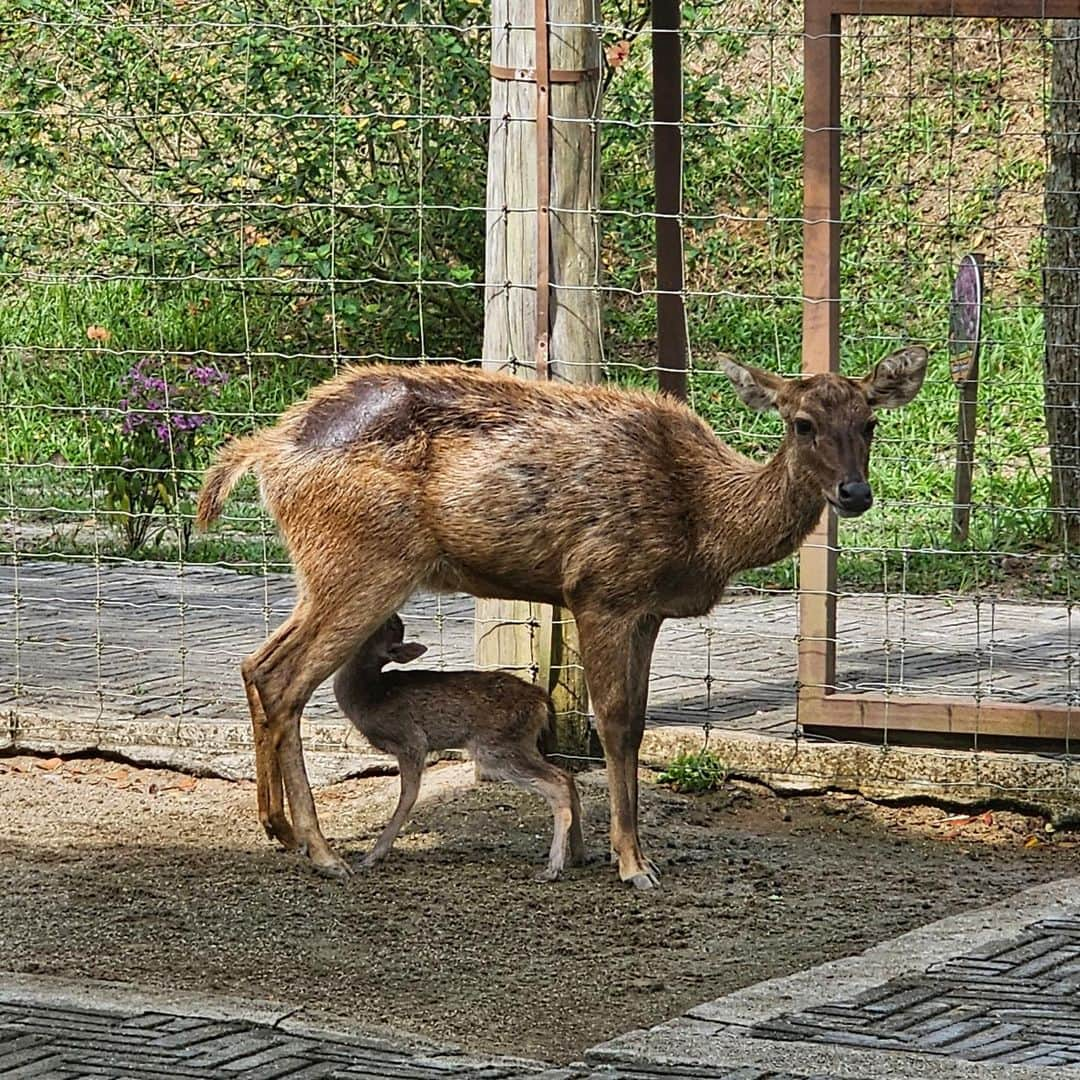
[363,745,425,867]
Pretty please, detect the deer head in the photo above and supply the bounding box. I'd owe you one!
[358,614,429,669]
[720,346,929,518]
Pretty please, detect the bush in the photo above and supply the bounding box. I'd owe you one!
[94,359,227,553]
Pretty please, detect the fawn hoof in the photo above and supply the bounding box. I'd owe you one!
[534,866,563,883]
[360,851,388,869]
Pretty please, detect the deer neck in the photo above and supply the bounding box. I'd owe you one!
[704,437,826,576]
[334,658,386,709]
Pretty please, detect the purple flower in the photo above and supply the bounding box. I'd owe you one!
[190,364,226,387]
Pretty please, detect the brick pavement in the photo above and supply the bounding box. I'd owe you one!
[749,916,1080,1066]
[0,999,548,1079]
[0,561,1074,765]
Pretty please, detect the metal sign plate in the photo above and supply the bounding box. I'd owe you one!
[949,253,984,384]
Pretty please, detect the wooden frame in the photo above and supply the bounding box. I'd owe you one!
[797,0,1078,744]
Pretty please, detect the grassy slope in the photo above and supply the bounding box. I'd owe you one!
[0,7,1069,596]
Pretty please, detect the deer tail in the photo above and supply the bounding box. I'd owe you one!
[195,434,264,530]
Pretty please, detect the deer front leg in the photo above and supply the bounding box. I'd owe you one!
[577,613,660,890]
[624,616,660,860]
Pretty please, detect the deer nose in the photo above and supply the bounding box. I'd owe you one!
[837,480,873,515]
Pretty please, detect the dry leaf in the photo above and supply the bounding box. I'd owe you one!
[37,757,63,772]
[176,775,197,792]
[1024,835,1045,849]
[105,767,129,783]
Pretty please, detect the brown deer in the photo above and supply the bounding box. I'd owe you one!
[196,347,928,887]
[333,613,584,880]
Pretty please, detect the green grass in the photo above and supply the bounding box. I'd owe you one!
[656,749,730,794]
[0,13,1069,596]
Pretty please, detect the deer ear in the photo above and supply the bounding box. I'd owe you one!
[388,641,427,664]
[718,355,787,412]
[861,346,929,409]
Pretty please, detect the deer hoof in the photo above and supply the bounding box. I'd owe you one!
[360,849,390,869]
[534,866,562,883]
[621,859,661,889]
[311,853,353,881]
[262,817,297,850]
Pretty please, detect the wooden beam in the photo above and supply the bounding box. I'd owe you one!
[802,692,1079,741]
[479,0,599,755]
[652,0,687,399]
[797,0,841,713]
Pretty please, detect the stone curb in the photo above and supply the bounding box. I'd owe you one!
[640,725,1080,821]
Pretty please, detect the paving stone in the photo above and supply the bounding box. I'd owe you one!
[1,563,1074,749]
[0,998,549,1079]
[751,915,1080,1065]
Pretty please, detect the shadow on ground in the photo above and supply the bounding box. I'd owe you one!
[0,755,1069,1062]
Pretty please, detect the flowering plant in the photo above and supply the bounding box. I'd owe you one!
[96,359,227,552]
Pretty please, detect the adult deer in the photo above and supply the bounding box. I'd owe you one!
[196,347,928,887]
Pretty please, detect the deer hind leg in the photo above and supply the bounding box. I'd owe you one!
[243,573,419,880]
[576,612,660,890]
[363,740,426,868]
[243,673,294,849]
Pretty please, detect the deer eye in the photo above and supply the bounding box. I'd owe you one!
[793,418,815,438]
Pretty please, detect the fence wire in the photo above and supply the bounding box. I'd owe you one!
[0,3,1076,793]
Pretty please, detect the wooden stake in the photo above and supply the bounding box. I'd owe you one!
[478,0,600,755]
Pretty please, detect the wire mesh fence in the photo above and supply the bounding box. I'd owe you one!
[804,11,1078,751]
[0,2,1076,784]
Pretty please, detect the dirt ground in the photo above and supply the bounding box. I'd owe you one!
[0,753,1072,1063]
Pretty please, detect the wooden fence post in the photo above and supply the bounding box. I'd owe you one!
[477,0,601,755]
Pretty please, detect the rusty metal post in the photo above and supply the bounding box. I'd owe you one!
[797,0,841,724]
[652,0,687,399]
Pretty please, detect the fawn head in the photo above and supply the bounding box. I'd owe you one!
[720,346,929,518]
[358,614,429,669]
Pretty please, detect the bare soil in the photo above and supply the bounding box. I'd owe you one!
[0,753,1070,1063]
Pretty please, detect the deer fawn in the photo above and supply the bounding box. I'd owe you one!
[196,347,928,887]
[333,614,584,880]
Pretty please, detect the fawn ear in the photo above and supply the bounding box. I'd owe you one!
[718,355,787,412]
[388,641,427,664]
[861,346,929,409]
